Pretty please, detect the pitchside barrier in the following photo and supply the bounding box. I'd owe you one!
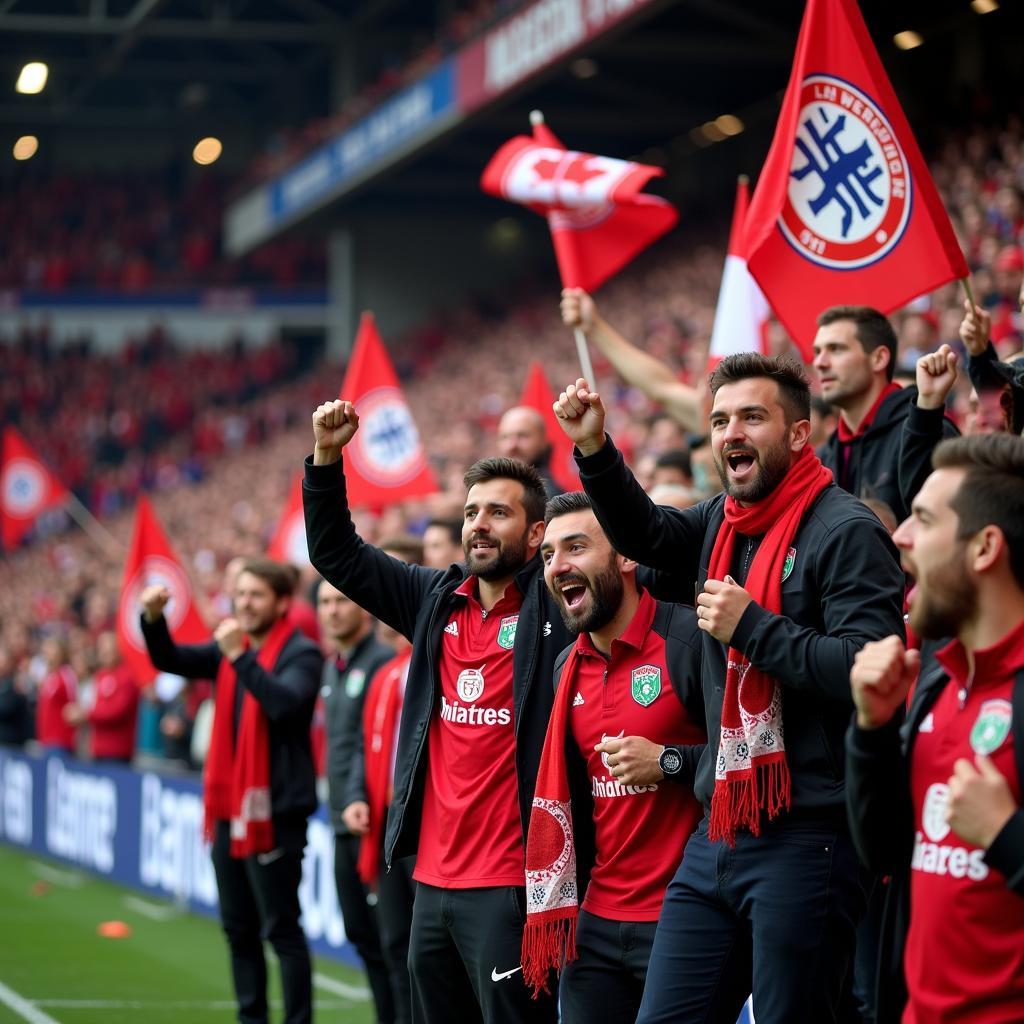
[0,746,359,966]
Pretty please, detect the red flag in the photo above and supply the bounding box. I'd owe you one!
[1,425,69,550]
[517,361,578,493]
[267,473,308,566]
[481,118,678,293]
[745,0,968,356]
[340,312,438,509]
[709,177,772,367]
[117,496,208,685]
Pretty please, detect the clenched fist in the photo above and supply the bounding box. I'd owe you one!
[595,735,665,785]
[916,344,958,411]
[959,300,991,358]
[561,288,597,332]
[850,635,919,730]
[312,400,360,465]
[140,584,170,623]
[214,617,246,661]
[553,378,607,457]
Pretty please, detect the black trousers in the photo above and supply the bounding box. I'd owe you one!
[211,816,312,1024]
[334,832,394,1023]
[637,817,868,1024]
[408,883,558,1024]
[560,909,657,1024]
[376,854,416,1024]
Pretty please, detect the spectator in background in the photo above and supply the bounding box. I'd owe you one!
[0,646,29,747]
[497,406,559,497]
[421,518,463,571]
[63,631,139,765]
[651,449,693,490]
[35,634,78,753]
[317,578,396,1024]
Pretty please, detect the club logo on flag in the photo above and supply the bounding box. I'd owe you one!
[1,457,47,517]
[118,554,193,651]
[781,75,911,270]
[347,386,427,488]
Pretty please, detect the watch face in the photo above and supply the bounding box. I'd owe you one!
[661,750,682,775]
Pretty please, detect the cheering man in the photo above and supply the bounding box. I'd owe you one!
[302,399,573,1023]
[553,354,905,1023]
[523,491,705,1022]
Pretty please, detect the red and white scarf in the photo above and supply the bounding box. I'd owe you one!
[203,616,294,858]
[707,446,832,845]
[521,646,584,997]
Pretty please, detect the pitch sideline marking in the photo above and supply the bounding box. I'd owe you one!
[121,895,178,921]
[0,980,62,1024]
[312,971,370,1001]
[28,863,83,889]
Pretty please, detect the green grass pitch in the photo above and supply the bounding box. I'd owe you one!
[0,845,374,1024]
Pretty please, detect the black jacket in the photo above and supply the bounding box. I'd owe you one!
[896,402,961,518]
[846,656,1024,1024]
[818,385,958,523]
[967,341,1024,434]
[577,437,905,819]
[302,456,575,868]
[323,633,395,834]
[140,615,321,819]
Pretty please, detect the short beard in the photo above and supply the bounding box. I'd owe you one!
[555,559,624,635]
[465,530,530,581]
[910,543,976,640]
[715,438,792,503]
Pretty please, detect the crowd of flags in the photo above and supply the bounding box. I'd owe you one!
[2,0,973,672]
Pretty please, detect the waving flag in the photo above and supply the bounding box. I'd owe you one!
[745,0,968,353]
[267,473,308,566]
[1,425,69,550]
[341,312,437,509]
[117,496,209,685]
[518,361,579,492]
[481,116,678,293]
[709,177,772,367]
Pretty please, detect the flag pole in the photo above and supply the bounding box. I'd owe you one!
[64,492,125,560]
[529,108,599,387]
[961,276,977,311]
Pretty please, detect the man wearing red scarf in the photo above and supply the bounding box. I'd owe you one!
[812,305,959,523]
[848,434,1024,1024]
[555,353,905,1023]
[139,558,321,1024]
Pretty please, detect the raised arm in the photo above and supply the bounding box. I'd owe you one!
[561,289,704,432]
[303,399,444,640]
[139,585,220,680]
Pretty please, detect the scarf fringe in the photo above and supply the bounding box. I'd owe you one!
[708,758,792,846]
[521,912,578,998]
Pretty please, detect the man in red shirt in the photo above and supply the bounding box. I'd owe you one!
[848,433,1024,1023]
[64,631,139,764]
[35,634,77,753]
[523,491,706,1022]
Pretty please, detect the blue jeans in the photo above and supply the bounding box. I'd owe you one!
[637,816,868,1024]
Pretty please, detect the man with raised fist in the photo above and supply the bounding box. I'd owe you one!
[139,557,321,1024]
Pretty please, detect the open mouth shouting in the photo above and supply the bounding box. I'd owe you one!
[724,445,758,484]
[557,574,590,613]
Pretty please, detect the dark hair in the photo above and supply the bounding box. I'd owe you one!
[424,517,462,546]
[463,457,547,525]
[817,306,898,382]
[708,353,811,423]
[932,435,1024,588]
[654,448,692,478]
[379,534,425,566]
[544,490,593,525]
[239,557,296,598]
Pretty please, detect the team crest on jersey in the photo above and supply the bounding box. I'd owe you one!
[496,614,518,650]
[631,665,661,707]
[456,667,485,703]
[780,74,912,271]
[781,546,797,582]
[345,669,366,698]
[970,698,1012,756]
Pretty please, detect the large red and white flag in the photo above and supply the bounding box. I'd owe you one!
[745,0,968,355]
[708,177,772,367]
[267,473,308,566]
[117,496,208,685]
[340,312,438,509]
[481,118,678,293]
[517,361,579,493]
[1,425,69,550]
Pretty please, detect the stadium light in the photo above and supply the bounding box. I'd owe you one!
[971,0,998,12]
[193,137,222,165]
[715,114,745,137]
[570,58,598,80]
[13,135,38,161]
[16,62,48,95]
[893,30,924,50]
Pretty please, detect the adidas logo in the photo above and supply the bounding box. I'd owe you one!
[572,692,585,707]
[444,621,459,637]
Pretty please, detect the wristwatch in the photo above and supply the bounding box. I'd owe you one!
[658,746,683,778]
